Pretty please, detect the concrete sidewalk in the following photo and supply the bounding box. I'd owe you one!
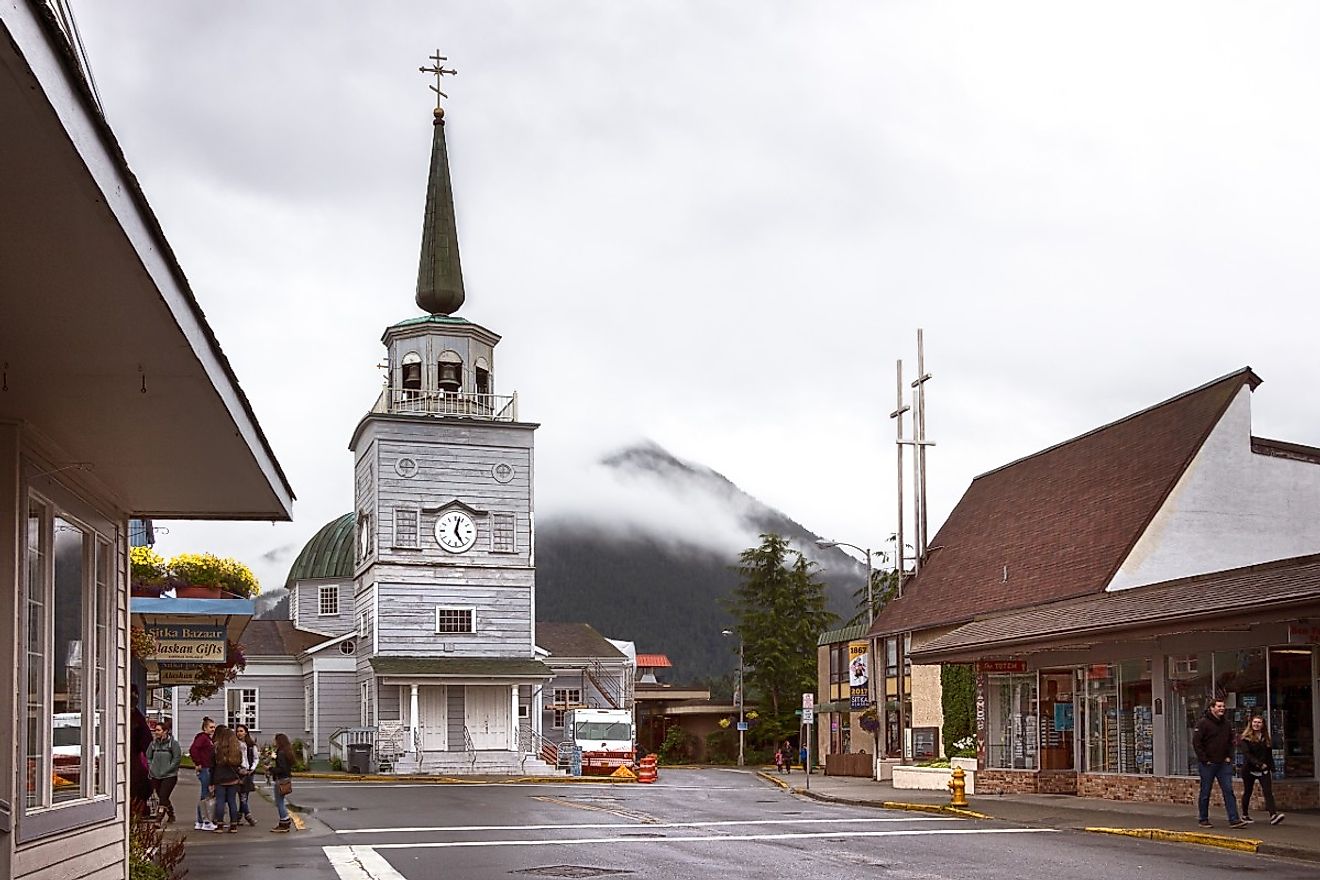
[762,770,1320,863]
[165,770,305,844]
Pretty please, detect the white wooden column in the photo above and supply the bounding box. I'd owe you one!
[409,684,420,753]
[532,686,544,739]
[510,685,519,751]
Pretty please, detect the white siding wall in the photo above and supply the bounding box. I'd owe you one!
[295,580,355,635]
[1109,387,1320,591]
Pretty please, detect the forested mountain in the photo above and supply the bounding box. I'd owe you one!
[536,443,866,683]
[257,442,867,684]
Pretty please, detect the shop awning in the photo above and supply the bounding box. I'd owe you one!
[912,553,1320,663]
[0,10,293,519]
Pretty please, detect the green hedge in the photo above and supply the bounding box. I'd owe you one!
[941,664,975,757]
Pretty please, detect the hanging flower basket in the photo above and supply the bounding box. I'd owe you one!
[858,707,881,733]
[186,641,247,704]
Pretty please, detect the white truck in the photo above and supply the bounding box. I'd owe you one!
[562,708,635,775]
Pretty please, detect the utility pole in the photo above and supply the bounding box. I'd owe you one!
[911,329,933,561]
[889,361,910,590]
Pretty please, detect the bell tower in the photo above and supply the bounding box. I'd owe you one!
[346,53,550,763]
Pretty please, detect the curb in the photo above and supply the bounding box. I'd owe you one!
[1085,827,1260,854]
[291,771,634,785]
[754,772,990,819]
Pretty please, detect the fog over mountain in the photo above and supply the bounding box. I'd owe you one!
[255,441,868,682]
[535,442,865,682]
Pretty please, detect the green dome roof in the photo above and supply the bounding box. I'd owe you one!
[284,513,354,589]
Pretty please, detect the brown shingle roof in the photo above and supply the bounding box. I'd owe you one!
[239,620,331,657]
[535,623,625,659]
[912,552,1320,660]
[868,368,1259,637]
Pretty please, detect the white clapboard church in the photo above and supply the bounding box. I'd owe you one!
[178,75,587,774]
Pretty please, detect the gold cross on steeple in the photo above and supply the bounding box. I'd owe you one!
[419,50,458,108]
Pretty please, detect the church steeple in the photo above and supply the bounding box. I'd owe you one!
[415,53,465,316]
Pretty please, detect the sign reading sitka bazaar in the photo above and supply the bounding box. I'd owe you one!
[143,624,226,663]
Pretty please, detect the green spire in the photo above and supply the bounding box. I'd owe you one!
[415,106,466,316]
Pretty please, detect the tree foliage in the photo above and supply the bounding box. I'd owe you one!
[726,534,836,721]
[847,566,902,627]
[941,663,976,756]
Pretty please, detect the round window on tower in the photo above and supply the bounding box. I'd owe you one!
[339,639,356,656]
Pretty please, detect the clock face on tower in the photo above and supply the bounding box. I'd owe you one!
[434,510,477,553]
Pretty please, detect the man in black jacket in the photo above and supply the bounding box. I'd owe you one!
[1192,698,1246,828]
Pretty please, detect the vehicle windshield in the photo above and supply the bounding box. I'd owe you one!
[575,722,631,742]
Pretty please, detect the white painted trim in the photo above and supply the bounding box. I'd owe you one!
[302,630,357,656]
[373,587,380,655]
[313,670,320,756]
[434,605,476,635]
[234,661,303,677]
[312,655,358,673]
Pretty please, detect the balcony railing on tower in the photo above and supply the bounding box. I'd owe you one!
[372,387,518,421]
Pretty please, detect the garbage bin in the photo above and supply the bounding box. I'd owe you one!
[347,743,373,775]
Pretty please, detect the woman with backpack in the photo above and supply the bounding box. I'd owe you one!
[270,733,296,833]
[234,724,259,827]
[210,725,244,832]
[1240,715,1285,825]
[146,720,181,823]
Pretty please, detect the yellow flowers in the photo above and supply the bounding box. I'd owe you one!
[168,553,261,598]
[130,549,261,598]
[130,545,167,582]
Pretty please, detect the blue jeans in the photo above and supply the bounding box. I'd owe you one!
[273,779,289,821]
[213,783,240,826]
[1198,761,1240,823]
[195,768,212,824]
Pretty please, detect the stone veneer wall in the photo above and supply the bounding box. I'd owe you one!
[978,769,1319,809]
[1077,773,1320,810]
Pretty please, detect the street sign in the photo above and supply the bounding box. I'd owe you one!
[802,693,814,709]
[736,722,749,731]
[802,708,814,725]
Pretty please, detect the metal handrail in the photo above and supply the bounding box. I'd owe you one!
[372,387,518,422]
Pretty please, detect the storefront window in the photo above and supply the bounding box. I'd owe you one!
[1166,651,1213,776]
[1269,648,1316,779]
[986,674,1038,769]
[1084,664,1119,772]
[1118,659,1154,775]
[1215,647,1266,773]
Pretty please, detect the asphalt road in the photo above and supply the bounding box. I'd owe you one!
[180,769,1320,880]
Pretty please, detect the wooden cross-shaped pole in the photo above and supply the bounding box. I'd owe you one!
[419,50,458,107]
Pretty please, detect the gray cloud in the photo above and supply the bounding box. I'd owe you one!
[74,1,1320,593]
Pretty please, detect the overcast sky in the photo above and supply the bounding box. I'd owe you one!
[75,2,1320,591]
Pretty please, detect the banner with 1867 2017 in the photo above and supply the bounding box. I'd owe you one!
[848,640,870,709]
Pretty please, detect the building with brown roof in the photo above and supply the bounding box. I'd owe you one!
[868,368,1320,807]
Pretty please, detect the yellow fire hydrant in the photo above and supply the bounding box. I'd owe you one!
[948,766,969,807]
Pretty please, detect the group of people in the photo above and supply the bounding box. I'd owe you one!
[773,740,809,774]
[136,713,296,833]
[1193,698,1286,828]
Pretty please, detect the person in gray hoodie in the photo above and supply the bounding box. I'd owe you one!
[146,720,182,823]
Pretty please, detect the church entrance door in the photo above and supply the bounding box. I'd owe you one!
[418,685,448,751]
[466,686,510,750]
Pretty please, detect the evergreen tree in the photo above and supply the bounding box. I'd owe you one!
[726,534,836,719]
[847,566,901,627]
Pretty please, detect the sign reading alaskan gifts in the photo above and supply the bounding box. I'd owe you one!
[143,623,226,663]
[157,663,210,685]
[848,640,871,709]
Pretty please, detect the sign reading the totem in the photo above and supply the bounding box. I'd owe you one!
[976,659,1027,674]
[1288,623,1320,644]
[848,641,871,709]
[143,623,226,663]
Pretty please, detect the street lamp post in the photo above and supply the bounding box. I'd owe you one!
[721,628,745,766]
